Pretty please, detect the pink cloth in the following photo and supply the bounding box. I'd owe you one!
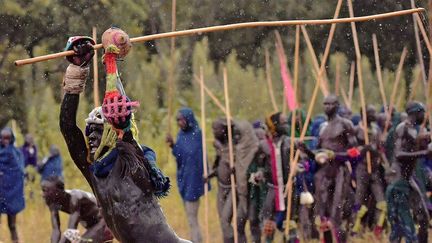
[276,42,297,111]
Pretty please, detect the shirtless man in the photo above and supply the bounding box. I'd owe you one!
[59,34,187,242]
[352,105,386,236]
[386,101,431,243]
[41,176,112,243]
[301,95,358,242]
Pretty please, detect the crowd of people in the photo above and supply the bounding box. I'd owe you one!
[167,95,432,243]
[2,29,432,243]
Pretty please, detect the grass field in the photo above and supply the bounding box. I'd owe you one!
[0,158,427,243]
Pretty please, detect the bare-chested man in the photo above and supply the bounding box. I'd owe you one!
[41,176,112,243]
[352,105,386,236]
[385,101,431,243]
[302,95,358,242]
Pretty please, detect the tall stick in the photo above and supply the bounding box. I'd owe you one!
[347,0,372,174]
[92,27,100,107]
[382,47,408,137]
[340,86,350,107]
[167,0,177,137]
[411,0,427,85]
[223,68,238,243]
[199,67,209,243]
[372,34,388,111]
[193,75,227,114]
[335,58,341,96]
[284,25,300,238]
[265,48,279,112]
[348,61,355,109]
[408,70,422,101]
[15,8,425,66]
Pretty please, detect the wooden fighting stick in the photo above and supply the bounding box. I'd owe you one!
[347,0,372,174]
[265,48,279,112]
[15,8,424,66]
[372,34,388,112]
[92,27,100,107]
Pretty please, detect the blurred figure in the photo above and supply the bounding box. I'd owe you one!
[41,176,113,243]
[167,107,206,243]
[0,127,25,243]
[21,134,38,168]
[38,145,63,182]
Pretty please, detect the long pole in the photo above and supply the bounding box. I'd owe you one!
[347,0,372,174]
[193,75,227,114]
[15,8,425,66]
[167,0,177,138]
[92,27,100,107]
[335,58,341,96]
[348,61,355,109]
[382,47,408,137]
[372,34,388,111]
[265,48,279,112]
[199,67,209,243]
[284,25,300,238]
[411,0,427,85]
[223,67,238,243]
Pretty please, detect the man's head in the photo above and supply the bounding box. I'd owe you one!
[177,108,198,131]
[406,101,425,125]
[0,128,13,147]
[266,112,288,137]
[41,176,65,204]
[338,105,352,119]
[24,134,34,145]
[360,105,377,124]
[176,113,188,131]
[85,107,105,160]
[323,94,339,117]
[212,119,228,142]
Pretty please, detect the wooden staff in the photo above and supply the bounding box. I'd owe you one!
[348,61,355,109]
[411,0,427,85]
[193,75,227,114]
[335,58,341,96]
[265,48,279,112]
[92,27,100,107]
[167,0,177,139]
[348,0,372,174]
[284,25,300,238]
[301,27,329,96]
[409,69,423,101]
[372,34,388,111]
[223,67,238,243]
[199,67,209,243]
[15,8,424,66]
[340,85,350,107]
[301,0,343,97]
[382,47,408,137]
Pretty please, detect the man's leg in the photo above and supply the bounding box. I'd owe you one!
[7,214,18,243]
[219,187,234,243]
[352,164,369,234]
[237,196,248,243]
[330,166,348,242]
[409,179,430,243]
[184,200,203,243]
[248,199,261,243]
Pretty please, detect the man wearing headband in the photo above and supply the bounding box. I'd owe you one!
[60,33,188,242]
[386,101,431,243]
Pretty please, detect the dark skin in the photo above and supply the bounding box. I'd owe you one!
[166,113,187,148]
[394,103,432,180]
[355,105,382,163]
[41,180,105,243]
[60,52,188,241]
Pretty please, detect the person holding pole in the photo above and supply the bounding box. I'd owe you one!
[385,101,431,243]
[166,107,206,243]
[351,105,387,237]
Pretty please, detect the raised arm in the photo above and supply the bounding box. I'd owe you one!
[60,93,92,182]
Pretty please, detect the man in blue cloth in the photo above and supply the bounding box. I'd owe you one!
[0,127,25,243]
[38,145,64,182]
[167,107,208,243]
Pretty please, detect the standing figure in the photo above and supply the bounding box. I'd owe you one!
[303,95,358,243]
[167,107,206,243]
[60,32,187,243]
[38,145,63,182]
[21,133,38,198]
[41,176,113,243]
[386,101,431,243]
[261,112,296,242]
[0,127,25,243]
[351,105,386,236]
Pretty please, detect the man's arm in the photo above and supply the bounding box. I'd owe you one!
[60,94,92,182]
[394,125,428,161]
[50,208,61,243]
